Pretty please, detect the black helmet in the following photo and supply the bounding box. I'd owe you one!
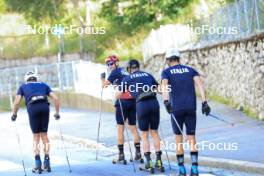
[127,59,140,69]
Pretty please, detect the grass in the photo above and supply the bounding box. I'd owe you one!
[206,91,259,119]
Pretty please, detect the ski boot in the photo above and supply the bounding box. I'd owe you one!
[32,155,42,174]
[112,152,127,165]
[190,165,199,176]
[155,158,165,172]
[139,159,154,174]
[178,165,187,176]
[155,151,165,172]
[43,154,51,172]
[133,150,144,163]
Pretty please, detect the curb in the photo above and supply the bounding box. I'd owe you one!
[163,152,264,175]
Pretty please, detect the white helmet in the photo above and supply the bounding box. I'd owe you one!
[165,49,180,59]
[24,71,38,82]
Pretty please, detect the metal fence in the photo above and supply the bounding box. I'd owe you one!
[142,0,264,61]
[0,60,114,110]
[197,0,264,47]
[0,33,95,60]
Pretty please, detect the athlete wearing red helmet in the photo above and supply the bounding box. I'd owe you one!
[100,55,142,163]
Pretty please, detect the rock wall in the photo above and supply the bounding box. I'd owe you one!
[144,34,264,120]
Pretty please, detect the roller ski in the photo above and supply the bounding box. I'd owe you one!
[190,165,199,176]
[32,155,42,174]
[42,154,51,172]
[112,152,127,165]
[130,151,144,163]
[139,160,155,174]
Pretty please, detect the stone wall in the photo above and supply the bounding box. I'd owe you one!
[144,34,264,120]
[0,52,95,69]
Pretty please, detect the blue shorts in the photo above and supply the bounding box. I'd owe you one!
[115,99,136,125]
[27,103,50,134]
[171,110,196,135]
[136,98,160,131]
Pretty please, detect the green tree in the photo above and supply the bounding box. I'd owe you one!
[4,0,67,24]
[100,0,193,32]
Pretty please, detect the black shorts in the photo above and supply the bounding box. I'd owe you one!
[27,103,50,133]
[115,99,136,125]
[171,110,196,135]
[136,98,160,131]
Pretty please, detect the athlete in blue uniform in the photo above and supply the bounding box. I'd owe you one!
[11,71,60,174]
[117,59,164,172]
[101,55,142,162]
[161,49,211,176]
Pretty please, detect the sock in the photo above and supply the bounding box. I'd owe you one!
[156,151,162,160]
[118,144,124,154]
[144,152,151,161]
[35,154,40,160]
[134,142,141,152]
[177,154,184,166]
[190,151,198,166]
[44,154,50,160]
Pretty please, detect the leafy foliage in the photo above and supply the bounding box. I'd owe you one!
[4,0,67,24]
[100,0,193,32]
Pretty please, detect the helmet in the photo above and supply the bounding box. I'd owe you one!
[24,71,38,82]
[127,59,140,70]
[105,55,119,65]
[165,49,180,60]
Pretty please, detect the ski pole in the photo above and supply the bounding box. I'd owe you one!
[96,89,104,160]
[14,122,27,176]
[118,99,136,173]
[159,125,171,170]
[208,113,234,126]
[171,113,188,141]
[57,120,72,173]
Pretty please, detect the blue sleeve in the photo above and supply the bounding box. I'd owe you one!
[107,70,117,84]
[161,70,169,80]
[16,85,24,96]
[46,84,52,95]
[192,68,199,77]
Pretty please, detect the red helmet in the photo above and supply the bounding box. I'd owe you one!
[105,55,119,65]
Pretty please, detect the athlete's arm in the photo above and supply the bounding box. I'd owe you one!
[161,79,170,101]
[194,76,207,102]
[12,95,22,115]
[49,92,60,114]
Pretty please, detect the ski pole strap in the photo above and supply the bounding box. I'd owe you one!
[136,92,156,103]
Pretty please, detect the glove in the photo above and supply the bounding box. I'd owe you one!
[164,100,173,114]
[202,101,211,116]
[11,114,17,122]
[100,72,106,79]
[54,113,60,120]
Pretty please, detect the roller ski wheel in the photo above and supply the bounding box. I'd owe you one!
[32,167,42,174]
[139,166,155,174]
[112,159,127,165]
[130,158,144,163]
[139,160,154,174]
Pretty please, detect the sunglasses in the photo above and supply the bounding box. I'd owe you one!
[107,61,114,67]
